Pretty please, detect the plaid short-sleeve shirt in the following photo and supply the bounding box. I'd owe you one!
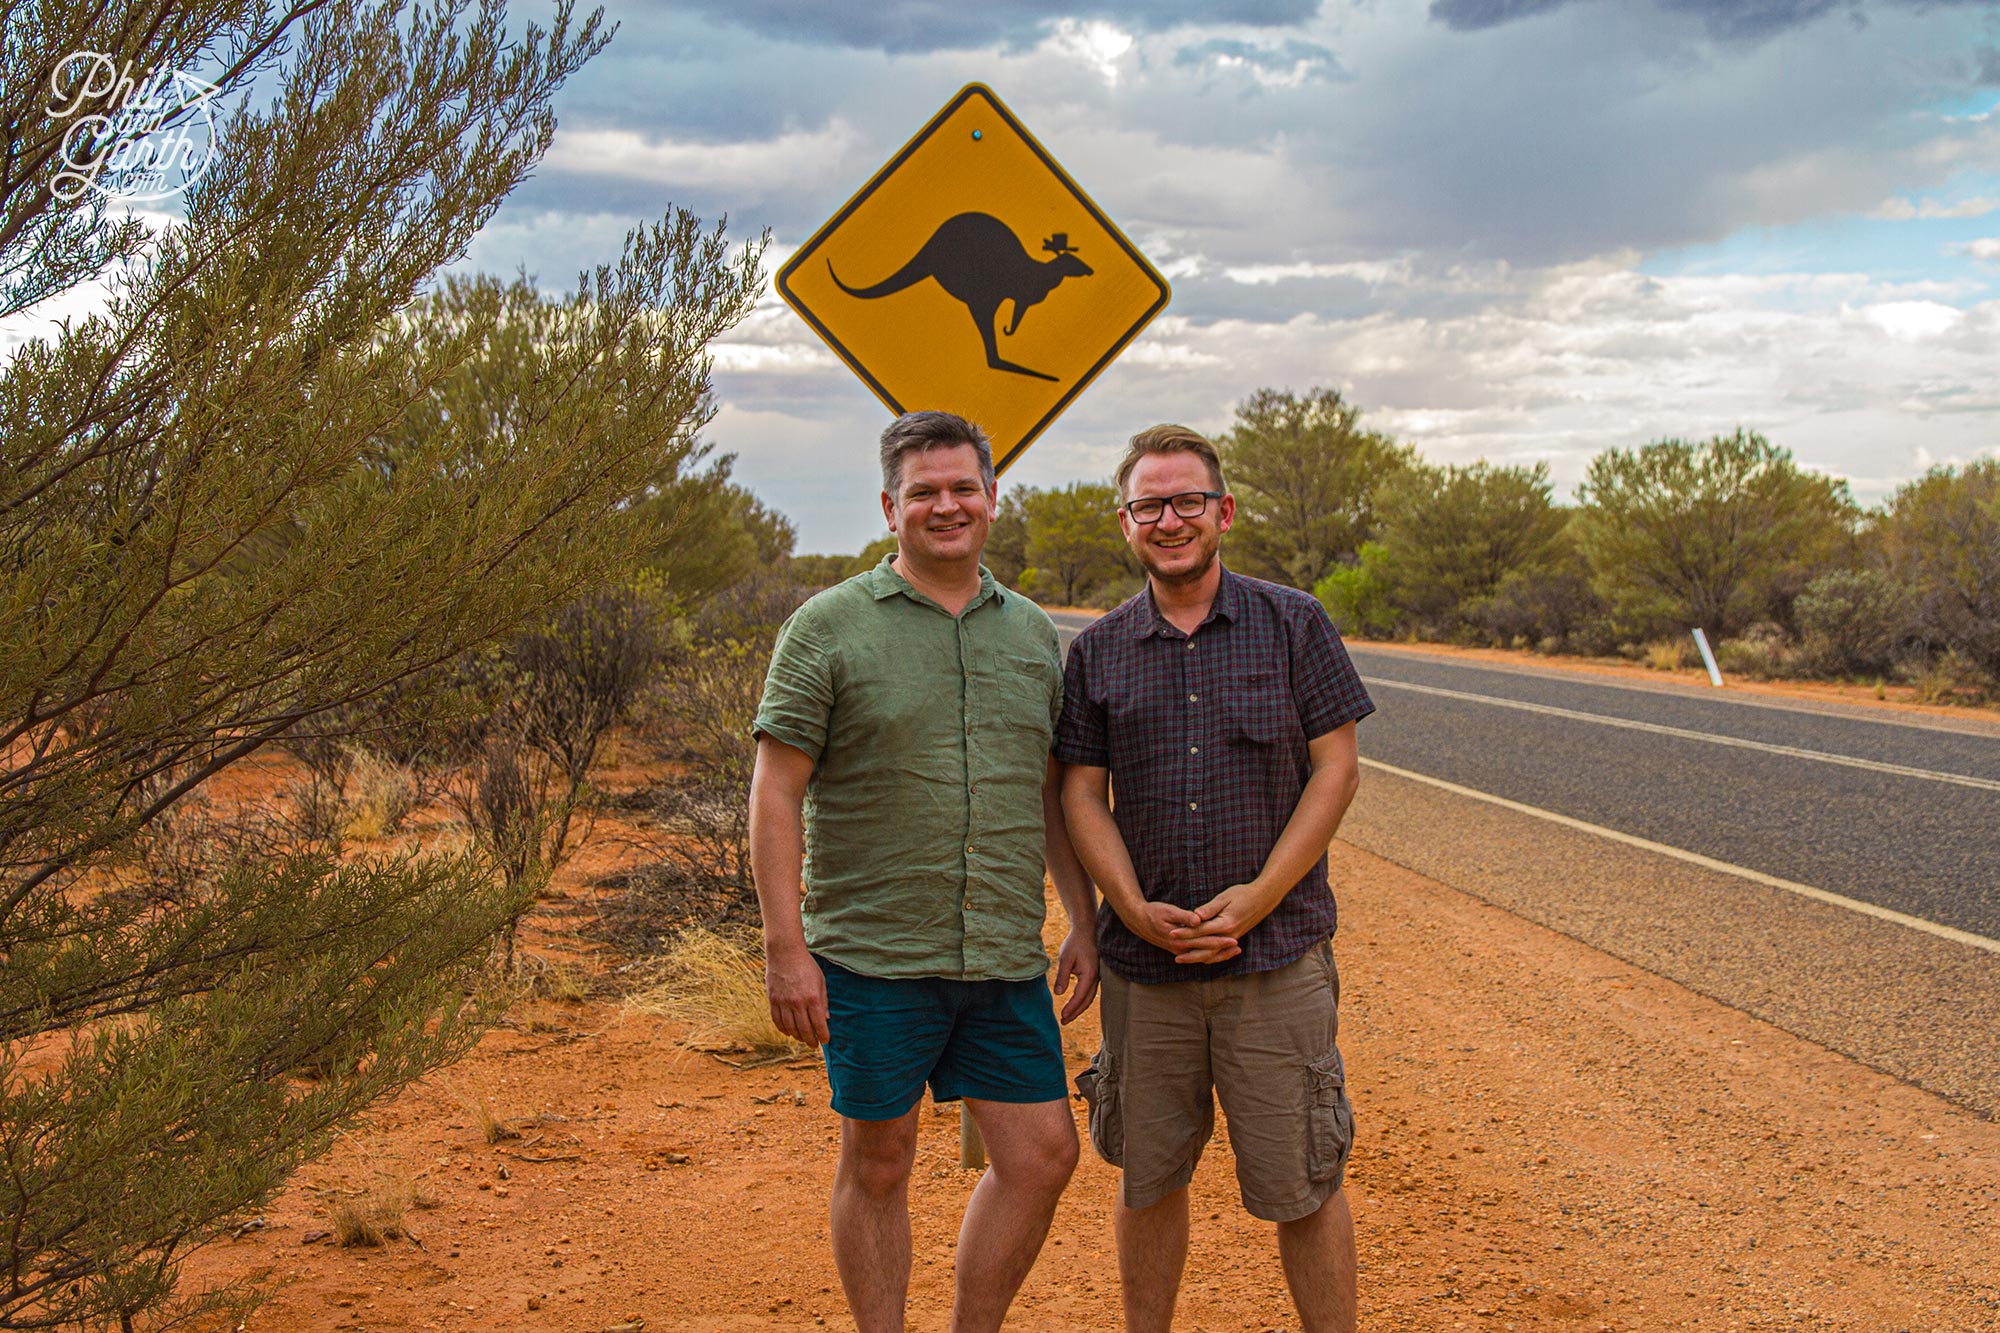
[1054,566,1374,983]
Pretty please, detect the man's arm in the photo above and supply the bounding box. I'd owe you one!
[1043,756,1100,1022]
[1060,762,1232,961]
[748,734,828,1045]
[1178,721,1361,952]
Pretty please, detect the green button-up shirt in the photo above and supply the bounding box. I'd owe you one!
[753,556,1063,981]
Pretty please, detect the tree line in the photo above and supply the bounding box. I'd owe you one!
[1,2,803,1327]
[805,388,1997,702]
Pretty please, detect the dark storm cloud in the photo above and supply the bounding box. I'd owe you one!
[1427,0,1568,28]
[1431,0,1994,42]
[488,0,2000,286]
[630,0,1321,54]
[1092,0,2000,271]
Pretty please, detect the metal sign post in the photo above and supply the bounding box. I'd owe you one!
[780,84,1167,1170]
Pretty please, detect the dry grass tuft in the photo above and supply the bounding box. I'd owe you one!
[341,748,418,842]
[329,1180,409,1247]
[516,953,595,1004]
[442,1078,521,1144]
[626,926,807,1062]
[1644,637,1693,671]
[1905,650,1989,706]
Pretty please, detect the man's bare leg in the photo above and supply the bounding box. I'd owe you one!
[1115,1186,1189,1333]
[949,1098,1078,1333]
[1276,1187,1356,1333]
[830,1107,922,1332]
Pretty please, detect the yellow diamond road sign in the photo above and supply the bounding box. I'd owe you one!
[777,83,1171,473]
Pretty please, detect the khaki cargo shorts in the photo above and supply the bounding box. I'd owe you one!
[1076,941,1354,1223]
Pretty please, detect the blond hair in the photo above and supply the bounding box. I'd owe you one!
[1114,424,1225,497]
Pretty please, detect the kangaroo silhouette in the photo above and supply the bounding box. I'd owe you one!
[829,212,1093,382]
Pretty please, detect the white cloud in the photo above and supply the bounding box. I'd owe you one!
[1958,237,2000,263]
[710,246,2000,551]
[1863,300,1964,341]
[0,205,176,354]
[543,122,863,191]
[1873,194,2000,220]
[0,278,117,357]
[1222,258,1414,286]
[710,342,838,373]
[1042,19,1135,86]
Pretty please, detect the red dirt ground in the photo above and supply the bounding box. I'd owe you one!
[175,652,2000,1332]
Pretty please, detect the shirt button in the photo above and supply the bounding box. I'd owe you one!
[1188,693,1198,703]
[1186,641,1195,650]
[1190,746,1198,755]
[1189,802,1199,811]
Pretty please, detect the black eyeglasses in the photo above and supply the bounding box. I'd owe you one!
[1121,490,1224,524]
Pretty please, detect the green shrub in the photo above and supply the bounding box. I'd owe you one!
[1714,623,1796,679]
[1466,553,1608,653]
[1376,461,1570,636]
[1793,569,1911,676]
[1575,430,1857,640]
[1898,649,1993,705]
[1316,543,1400,638]
[1877,460,2000,677]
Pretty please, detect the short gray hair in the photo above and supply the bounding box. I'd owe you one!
[879,411,995,496]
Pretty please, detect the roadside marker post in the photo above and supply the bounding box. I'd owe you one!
[779,86,1171,1170]
[1691,628,1724,687]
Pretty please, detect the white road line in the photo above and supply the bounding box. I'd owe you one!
[1360,757,2000,957]
[1346,644,2000,737]
[1369,677,2000,793]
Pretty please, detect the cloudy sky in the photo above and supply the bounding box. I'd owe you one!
[62,1,2000,555]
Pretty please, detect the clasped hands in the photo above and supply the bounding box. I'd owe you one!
[1123,880,1281,966]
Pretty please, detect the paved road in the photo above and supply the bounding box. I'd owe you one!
[1345,646,2000,942]
[1048,609,1092,657]
[1339,646,2000,1116]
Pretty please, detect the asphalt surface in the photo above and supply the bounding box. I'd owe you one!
[1049,612,2000,1115]
[1344,645,2000,942]
[1048,610,1092,657]
[1338,647,2000,1118]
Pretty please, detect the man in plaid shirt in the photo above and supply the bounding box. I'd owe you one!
[1057,424,1373,1333]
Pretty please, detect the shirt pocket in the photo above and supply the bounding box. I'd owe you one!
[994,654,1058,738]
[1227,672,1299,745]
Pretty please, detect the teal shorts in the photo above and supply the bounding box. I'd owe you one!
[814,954,1068,1121]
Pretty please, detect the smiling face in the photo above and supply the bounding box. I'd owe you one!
[881,442,995,572]
[1119,449,1234,587]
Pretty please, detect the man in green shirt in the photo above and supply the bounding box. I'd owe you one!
[750,411,1099,1333]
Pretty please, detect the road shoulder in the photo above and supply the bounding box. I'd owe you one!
[1332,831,2000,1332]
